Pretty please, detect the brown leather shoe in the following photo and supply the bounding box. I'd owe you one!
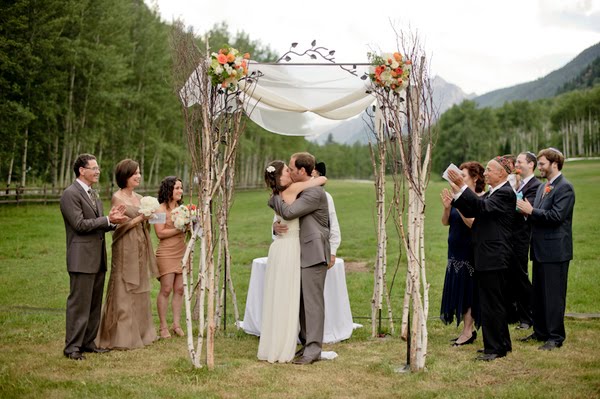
[292,356,316,365]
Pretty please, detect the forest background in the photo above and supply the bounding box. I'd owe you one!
[1,0,599,193]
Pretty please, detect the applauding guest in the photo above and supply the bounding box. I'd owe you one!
[509,151,541,330]
[517,148,575,350]
[154,176,187,339]
[60,154,127,360]
[96,159,158,350]
[440,161,485,346]
[448,156,516,361]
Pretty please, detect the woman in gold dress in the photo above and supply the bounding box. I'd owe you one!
[154,176,187,339]
[96,159,158,349]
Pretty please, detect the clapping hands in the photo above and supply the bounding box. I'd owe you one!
[440,189,453,209]
[108,204,128,224]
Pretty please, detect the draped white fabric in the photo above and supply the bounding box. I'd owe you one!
[181,62,375,136]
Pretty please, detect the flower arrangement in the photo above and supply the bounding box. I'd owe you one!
[208,46,250,90]
[171,204,198,232]
[367,52,411,94]
[139,196,160,216]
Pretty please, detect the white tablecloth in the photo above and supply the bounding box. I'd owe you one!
[242,257,355,343]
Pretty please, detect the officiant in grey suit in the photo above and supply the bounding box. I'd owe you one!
[517,148,575,351]
[269,152,330,365]
[60,154,127,360]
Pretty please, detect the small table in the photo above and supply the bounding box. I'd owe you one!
[242,257,355,343]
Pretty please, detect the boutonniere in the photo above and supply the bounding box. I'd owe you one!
[544,184,554,194]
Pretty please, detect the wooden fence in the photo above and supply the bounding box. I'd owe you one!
[0,185,160,205]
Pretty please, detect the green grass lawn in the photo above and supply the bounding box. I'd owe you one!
[1,160,599,398]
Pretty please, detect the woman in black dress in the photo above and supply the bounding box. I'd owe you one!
[440,161,485,346]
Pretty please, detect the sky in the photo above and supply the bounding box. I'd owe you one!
[148,0,600,95]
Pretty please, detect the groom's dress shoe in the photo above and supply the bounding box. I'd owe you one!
[538,341,562,351]
[81,347,110,354]
[64,351,85,361]
[292,356,316,365]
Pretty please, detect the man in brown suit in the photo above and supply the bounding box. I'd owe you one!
[60,154,126,360]
[269,152,330,365]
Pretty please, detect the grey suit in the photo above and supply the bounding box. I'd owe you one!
[529,174,575,345]
[60,181,113,355]
[269,186,330,361]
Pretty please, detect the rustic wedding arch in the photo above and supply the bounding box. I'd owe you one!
[170,24,436,372]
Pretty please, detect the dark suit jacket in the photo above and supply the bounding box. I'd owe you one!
[513,176,541,254]
[269,186,330,268]
[60,181,113,273]
[530,174,575,263]
[453,182,516,271]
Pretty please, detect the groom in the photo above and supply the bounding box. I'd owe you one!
[269,152,330,365]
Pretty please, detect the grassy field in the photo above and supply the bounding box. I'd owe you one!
[1,160,599,398]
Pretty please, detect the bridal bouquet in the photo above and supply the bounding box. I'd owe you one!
[139,196,160,216]
[208,46,250,90]
[171,204,197,232]
[367,52,411,94]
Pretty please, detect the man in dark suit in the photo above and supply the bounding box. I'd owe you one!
[60,154,126,360]
[516,148,575,351]
[269,152,330,365]
[448,156,516,361]
[510,151,542,330]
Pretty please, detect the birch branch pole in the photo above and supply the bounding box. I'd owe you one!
[169,23,254,369]
[370,29,436,372]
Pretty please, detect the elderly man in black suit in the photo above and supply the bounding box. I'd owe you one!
[509,151,542,330]
[517,148,575,351]
[60,154,127,360]
[447,156,516,361]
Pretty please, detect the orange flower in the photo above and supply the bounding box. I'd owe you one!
[227,53,235,63]
[393,52,402,62]
[515,168,522,175]
[544,185,553,194]
[217,54,228,64]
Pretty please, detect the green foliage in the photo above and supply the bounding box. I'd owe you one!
[557,56,600,94]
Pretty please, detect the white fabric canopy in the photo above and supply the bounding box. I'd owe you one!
[182,62,375,136]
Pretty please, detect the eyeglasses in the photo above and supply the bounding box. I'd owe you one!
[82,166,101,172]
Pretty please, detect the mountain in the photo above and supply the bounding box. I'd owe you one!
[308,75,474,145]
[556,56,600,94]
[474,42,600,108]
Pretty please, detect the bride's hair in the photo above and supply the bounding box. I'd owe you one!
[264,160,287,194]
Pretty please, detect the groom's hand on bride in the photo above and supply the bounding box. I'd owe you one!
[328,255,336,269]
[273,221,288,236]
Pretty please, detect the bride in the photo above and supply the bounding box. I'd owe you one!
[257,160,326,363]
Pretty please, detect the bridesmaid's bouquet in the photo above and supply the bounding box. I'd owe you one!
[139,196,160,216]
[171,204,197,232]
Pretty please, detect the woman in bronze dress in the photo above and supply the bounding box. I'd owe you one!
[154,176,187,339]
[96,159,158,349]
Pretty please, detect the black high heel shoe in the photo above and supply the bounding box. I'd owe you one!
[453,330,477,346]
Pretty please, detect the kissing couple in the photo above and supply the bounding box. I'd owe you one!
[257,152,331,365]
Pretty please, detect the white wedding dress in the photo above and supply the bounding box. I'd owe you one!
[257,215,301,363]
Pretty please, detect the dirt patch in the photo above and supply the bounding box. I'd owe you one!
[344,261,369,273]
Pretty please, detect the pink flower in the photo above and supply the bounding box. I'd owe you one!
[217,54,228,64]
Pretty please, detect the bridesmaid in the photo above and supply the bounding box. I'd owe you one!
[154,176,186,339]
[96,159,158,349]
